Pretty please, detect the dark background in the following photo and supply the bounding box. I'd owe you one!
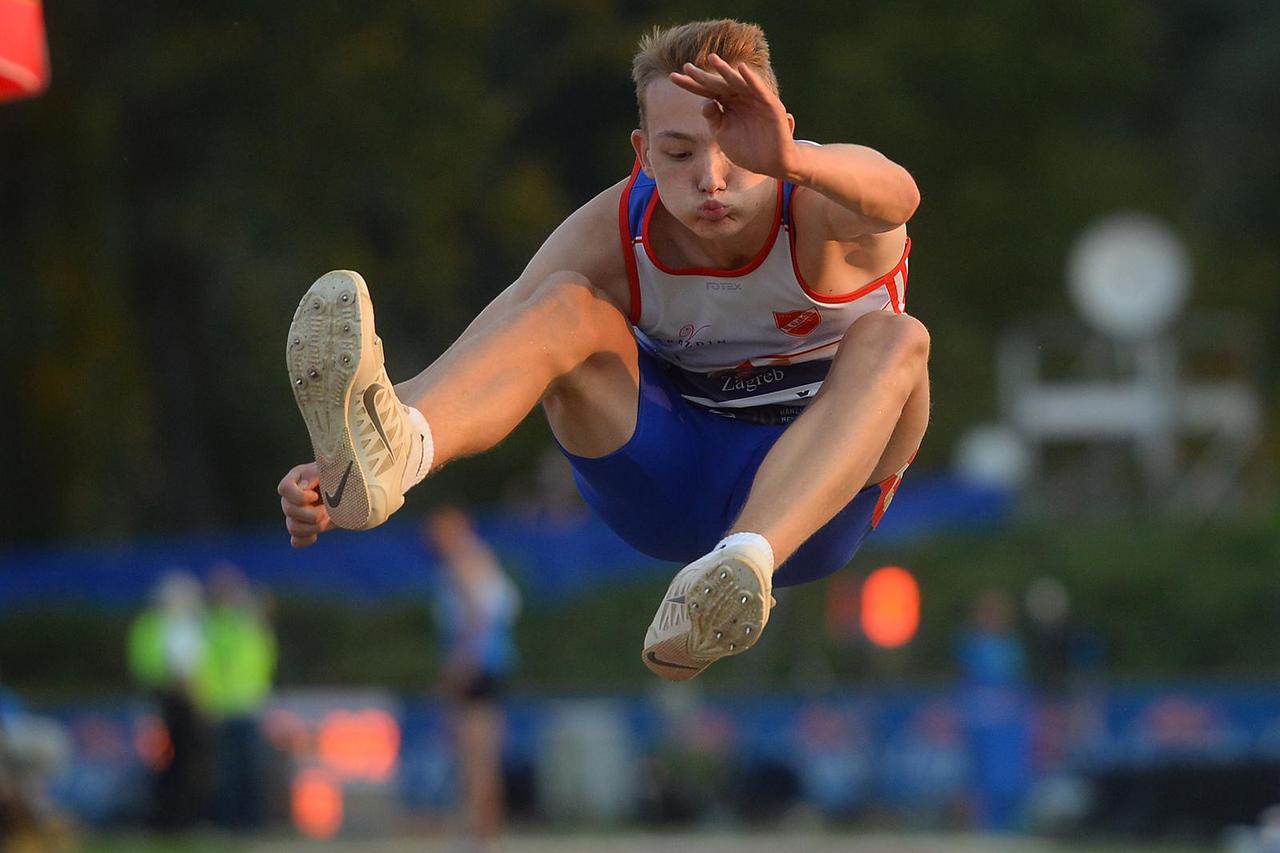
[3,0,1276,545]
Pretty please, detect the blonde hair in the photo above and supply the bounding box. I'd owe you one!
[631,19,779,129]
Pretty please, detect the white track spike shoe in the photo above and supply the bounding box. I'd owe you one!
[286,270,418,531]
[642,544,775,681]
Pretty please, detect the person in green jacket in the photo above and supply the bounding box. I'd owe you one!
[127,571,210,829]
[197,563,277,830]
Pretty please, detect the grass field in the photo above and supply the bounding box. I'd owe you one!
[81,831,1218,853]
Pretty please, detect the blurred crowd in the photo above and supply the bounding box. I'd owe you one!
[125,562,277,831]
[9,557,1280,848]
[0,561,276,850]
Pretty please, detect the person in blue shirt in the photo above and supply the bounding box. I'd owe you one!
[955,588,1032,831]
[425,507,520,845]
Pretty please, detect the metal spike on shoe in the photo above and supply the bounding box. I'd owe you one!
[286,270,412,530]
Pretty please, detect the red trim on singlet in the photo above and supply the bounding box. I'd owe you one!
[618,161,644,324]
[895,257,911,313]
[884,267,903,315]
[786,187,912,308]
[639,180,785,277]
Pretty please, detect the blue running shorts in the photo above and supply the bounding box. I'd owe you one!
[555,348,904,587]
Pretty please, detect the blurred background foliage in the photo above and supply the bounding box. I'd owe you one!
[2,0,1276,546]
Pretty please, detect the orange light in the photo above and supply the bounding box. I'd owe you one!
[860,566,920,648]
[316,709,400,782]
[292,768,343,840]
[0,0,50,103]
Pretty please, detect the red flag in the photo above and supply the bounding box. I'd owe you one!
[0,0,49,103]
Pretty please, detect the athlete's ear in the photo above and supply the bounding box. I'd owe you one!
[630,128,651,171]
[785,113,796,136]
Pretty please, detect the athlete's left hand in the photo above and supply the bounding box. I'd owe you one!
[670,53,801,180]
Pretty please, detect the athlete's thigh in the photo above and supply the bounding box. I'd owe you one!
[550,349,730,562]
[540,291,641,460]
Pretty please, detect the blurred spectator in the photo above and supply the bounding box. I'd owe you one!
[957,589,1027,689]
[0,682,74,851]
[955,588,1032,831]
[126,570,212,829]
[196,562,277,830]
[1024,577,1105,690]
[642,690,738,824]
[425,507,521,847]
[1023,577,1107,777]
[790,703,873,818]
[1024,577,1072,691]
[880,700,972,827]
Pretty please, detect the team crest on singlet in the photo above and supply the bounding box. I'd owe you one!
[773,308,821,337]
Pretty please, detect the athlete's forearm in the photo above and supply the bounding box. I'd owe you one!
[783,142,920,231]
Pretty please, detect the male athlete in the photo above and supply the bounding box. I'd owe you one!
[278,20,929,681]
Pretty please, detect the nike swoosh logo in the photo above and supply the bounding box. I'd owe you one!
[666,595,686,605]
[324,461,354,507]
[645,650,701,671]
[362,384,395,458]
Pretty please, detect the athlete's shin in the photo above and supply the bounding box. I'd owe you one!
[395,272,638,466]
[732,312,930,563]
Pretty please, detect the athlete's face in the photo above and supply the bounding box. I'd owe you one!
[632,78,776,240]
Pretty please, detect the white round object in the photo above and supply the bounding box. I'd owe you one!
[952,424,1031,491]
[1067,213,1190,340]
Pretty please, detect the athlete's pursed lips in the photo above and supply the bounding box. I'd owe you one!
[698,200,730,221]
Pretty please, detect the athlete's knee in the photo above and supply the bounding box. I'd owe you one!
[519,271,623,362]
[513,270,594,319]
[890,314,931,369]
[842,311,931,372]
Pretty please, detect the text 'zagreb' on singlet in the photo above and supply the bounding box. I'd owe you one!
[618,155,910,425]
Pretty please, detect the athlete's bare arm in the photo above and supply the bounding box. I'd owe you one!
[671,54,918,294]
[784,144,918,234]
[280,182,633,547]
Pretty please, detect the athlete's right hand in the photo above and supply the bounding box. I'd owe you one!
[278,462,335,548]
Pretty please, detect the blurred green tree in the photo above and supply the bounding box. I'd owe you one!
[1,0,1275,545]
